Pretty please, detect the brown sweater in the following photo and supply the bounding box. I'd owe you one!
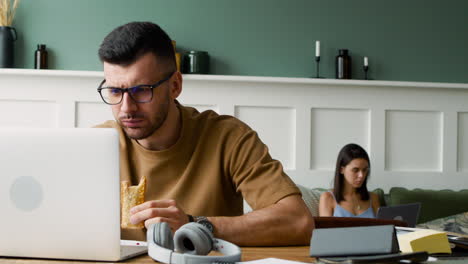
[96,104,300,240]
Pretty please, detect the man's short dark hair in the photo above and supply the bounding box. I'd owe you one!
[98,21,176,71]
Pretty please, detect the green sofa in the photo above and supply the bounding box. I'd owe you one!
[375,187,468,224]
[298,185,468,224]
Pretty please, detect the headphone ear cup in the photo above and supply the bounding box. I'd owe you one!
[151,222,174,251]
[174,222,213,255]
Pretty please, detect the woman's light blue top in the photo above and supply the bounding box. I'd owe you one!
[330,191,376,218]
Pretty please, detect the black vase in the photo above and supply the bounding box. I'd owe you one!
[0,26,17,68]
[182,51,210,74]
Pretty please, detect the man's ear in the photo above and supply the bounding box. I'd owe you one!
[169,71,183,99]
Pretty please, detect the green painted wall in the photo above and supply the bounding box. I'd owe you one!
[11,0,468,83]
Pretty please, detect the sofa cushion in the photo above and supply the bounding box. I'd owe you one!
[297,185,326,217]
[389,187,468,223]
[373,188,387,207]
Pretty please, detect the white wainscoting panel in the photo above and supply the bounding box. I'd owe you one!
[385,110,443,172]
[235,106,296,170]
[0,99,57,128]
[310,108,370,170]
[1,69,468,191]
[76,102,113,128]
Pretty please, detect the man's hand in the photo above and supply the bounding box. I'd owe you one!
[129,199,189,231]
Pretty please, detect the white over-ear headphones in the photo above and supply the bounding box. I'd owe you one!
[148,222,242,264]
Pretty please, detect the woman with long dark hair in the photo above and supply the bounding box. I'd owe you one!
[319,143,379,218]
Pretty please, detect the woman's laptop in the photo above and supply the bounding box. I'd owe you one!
[377,203,422,227]
[0,128,147,261]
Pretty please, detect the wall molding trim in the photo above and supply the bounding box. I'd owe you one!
[2,69,468,89]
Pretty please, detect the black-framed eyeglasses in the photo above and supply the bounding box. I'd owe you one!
[97,72,174,105]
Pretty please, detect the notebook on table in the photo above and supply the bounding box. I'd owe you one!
[376,202,421,227]
[0,128,147,261]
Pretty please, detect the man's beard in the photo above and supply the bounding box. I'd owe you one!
[119,99,170,140]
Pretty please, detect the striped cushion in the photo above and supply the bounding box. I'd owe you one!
[297,185,326,217]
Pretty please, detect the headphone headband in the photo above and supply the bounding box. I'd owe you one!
[148,223,242,264]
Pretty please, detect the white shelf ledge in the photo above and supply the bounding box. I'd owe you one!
[1,68,467,90]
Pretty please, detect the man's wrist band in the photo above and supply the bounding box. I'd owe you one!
[187,215,214,233]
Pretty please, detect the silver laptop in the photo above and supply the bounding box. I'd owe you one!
[0,128,147,261]
[377,203,421,227]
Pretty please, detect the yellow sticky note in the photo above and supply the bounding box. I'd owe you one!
[397,229,452,254]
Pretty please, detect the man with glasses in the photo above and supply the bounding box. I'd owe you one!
[95,21,313,246]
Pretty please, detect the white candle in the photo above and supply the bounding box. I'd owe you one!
[315,41,320,57]
[364,56,368,67]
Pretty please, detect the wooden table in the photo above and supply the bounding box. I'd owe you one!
[1,246,467,263]
[0,246,313,264]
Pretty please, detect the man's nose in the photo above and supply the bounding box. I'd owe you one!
[120,92,137,113]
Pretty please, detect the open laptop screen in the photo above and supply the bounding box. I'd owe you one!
[0,128,127,261]
[377,203,421,227]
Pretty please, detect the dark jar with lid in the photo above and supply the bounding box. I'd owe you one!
[34,44,48,69]
[182,51,209,74]
[336,49,351,79]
